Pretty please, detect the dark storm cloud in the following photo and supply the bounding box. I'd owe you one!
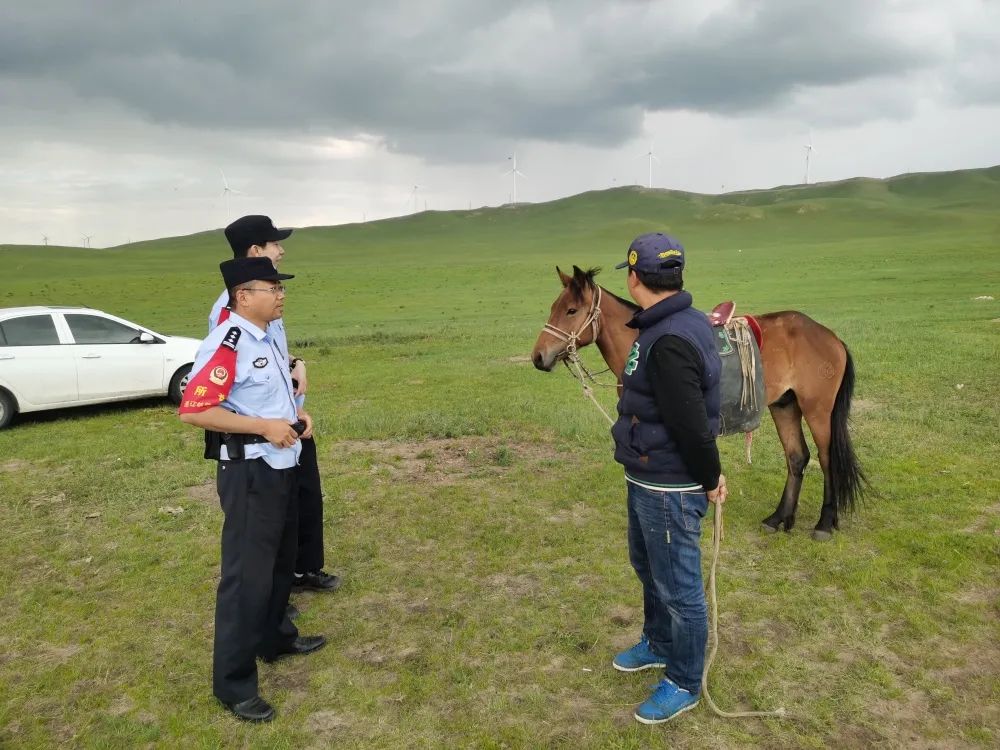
[1,0,992,160]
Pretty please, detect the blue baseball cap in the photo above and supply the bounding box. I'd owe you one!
[614,232,685,273]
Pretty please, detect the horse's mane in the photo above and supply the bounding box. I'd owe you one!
[569,266,640,312]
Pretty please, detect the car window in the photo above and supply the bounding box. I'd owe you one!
[0,315,61,346]
[65,314,141,345]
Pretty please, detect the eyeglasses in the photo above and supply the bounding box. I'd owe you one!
[243,285,286,295]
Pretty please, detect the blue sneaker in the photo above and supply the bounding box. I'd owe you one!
[612,634,666,672]
[634,678,700,724]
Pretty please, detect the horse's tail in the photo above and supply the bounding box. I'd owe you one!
[829,346,867,512]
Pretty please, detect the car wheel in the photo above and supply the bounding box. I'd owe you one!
[0,389,16,430]
[168,364,193,405]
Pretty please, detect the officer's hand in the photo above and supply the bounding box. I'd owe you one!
[297,410,314,440]
[707,474,728,505]
[261,419,299,449]
[292,360,308,397]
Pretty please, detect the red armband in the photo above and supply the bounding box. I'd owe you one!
[178,327,241,414]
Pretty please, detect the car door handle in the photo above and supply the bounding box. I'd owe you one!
[81,354,102,359]
[0,354,13,360]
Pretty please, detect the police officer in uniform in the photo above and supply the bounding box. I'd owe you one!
[212,215,341,598]
[179,257,326,722]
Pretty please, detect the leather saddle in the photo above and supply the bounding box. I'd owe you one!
[710,301,762,349]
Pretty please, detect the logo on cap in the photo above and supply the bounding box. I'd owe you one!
[628,249,638,266]
[658,249,682,259]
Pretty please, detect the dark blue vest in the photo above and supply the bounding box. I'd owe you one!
[611,291,722,487]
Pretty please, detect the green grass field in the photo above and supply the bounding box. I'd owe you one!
[1,167,998,748]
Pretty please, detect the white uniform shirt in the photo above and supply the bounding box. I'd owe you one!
[210,289,304,409]
[191,311,301,469]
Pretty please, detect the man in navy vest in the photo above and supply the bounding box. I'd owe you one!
[609,232,728,724]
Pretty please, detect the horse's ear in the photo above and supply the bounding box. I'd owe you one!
[572,265,587,281]
[557,266,571,287]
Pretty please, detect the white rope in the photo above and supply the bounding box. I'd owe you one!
[566,356,616,426]
[701,503,789,720]
[730,318,759,414]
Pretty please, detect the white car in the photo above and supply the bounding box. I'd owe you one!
[0,306,201,429]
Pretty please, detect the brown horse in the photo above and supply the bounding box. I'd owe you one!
[531,265,866,541]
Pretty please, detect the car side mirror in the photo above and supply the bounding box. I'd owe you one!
[138,332,156,344]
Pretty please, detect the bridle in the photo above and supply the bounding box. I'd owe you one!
[542,284,603,360]
[541,283,618,424]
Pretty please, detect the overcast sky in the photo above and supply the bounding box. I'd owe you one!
[2,0,999,247]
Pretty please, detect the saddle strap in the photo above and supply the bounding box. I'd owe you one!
[726,319,760,414]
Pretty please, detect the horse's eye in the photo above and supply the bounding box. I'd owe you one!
[567,308,578,315]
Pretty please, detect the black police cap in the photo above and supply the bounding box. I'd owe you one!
[224,215,293,257]
[220,257,294,290]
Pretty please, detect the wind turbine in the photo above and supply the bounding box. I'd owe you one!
[220,168,244,221]
[504,152,526,205]
[408,185,425,214]
[82,235,92,248]
[803,134,816,185]
[41,235,48,246]
[642,144,660,188]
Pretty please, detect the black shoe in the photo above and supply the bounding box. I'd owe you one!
[263,635,327,663]
[222,695,275,722]
[286,603,300,620]
[292,570,342,592]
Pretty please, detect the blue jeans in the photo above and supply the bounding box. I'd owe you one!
[626,482,708,694]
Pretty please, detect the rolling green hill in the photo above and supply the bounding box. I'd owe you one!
[3,165,999,341]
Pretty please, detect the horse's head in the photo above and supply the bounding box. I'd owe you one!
[531,265,602,371]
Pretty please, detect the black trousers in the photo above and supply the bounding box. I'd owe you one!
[213,459,299,704]
[295,436,325,573]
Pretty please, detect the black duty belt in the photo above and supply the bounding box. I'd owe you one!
[204,430,269,460]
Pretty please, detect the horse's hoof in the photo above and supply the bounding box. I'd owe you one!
[811,529,833,542]
[761,523,778,535]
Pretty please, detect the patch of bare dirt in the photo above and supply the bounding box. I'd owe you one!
[828,723,892,748]
[609,632,638,652]
[277,689,309,714]
[405,598,431,614]
[28,492,66,509]
[330,437,561,486]
[868,691,936,747]
[37,642,82,666]
[0,459,31,473]
[346,642,389,665]
[960,501,1000,534]
[107,694,135,717]
[186,480,217,504]
[950,584,999,607]
[304,710,352,737]
[266,663,311,693]
[545,501,592,526]
[484,572,541,599]
[608,604,638,627]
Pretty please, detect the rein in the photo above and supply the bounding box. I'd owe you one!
[544,285,619,424]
